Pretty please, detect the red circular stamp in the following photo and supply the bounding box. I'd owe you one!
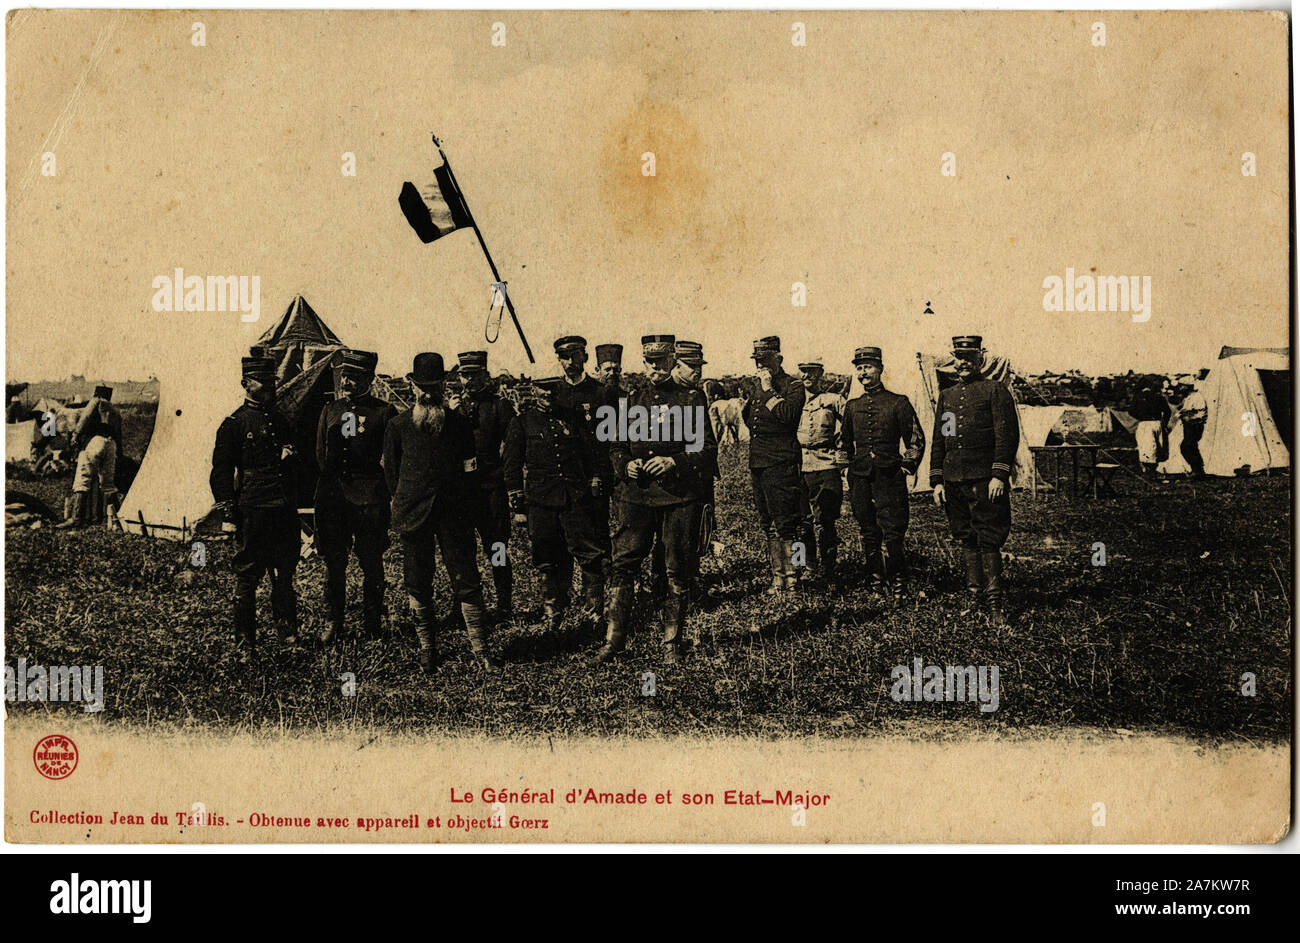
[33,734,78,780]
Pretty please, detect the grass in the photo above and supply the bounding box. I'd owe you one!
[4,423,1292,742]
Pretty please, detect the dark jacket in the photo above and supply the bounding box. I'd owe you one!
[554,374,613,486]
[741,370,805,468]
[843,386,926,477]
[609,378,717,507]
[463,383,515,488]
[74,397,123,452]
[315,393,396,506]
[382,409,477,534]
[211,401,299,512]
[502,407,596,509]
[929,378,1020,485]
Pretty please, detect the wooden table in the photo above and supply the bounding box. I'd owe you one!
[1029,444,1118,499]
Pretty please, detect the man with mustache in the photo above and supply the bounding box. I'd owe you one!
[929,336,1020,625]
[314,349,396,643]
[794,359,848,588]
[595,343,624,394]
[503,376,605,632]
[210,354,303,655]
[841,346,925,597]
[596,335,717,664]
[383,353,498,673]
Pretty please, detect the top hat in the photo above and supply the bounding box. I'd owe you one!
[406,352,446,389]
[241,356,277,381]
[751,336,781,359]
[595,344,623,366]
[675,340,706,365]
[339,349,379,374]
[553,335,587,354]
[852,346,884,366]
[641,334,676,358]
[458,350,489,371]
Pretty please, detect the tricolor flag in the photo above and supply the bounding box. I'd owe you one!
[399,161,473,244]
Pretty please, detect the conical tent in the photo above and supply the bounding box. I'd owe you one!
[856,351,1058,492]
[1160,347,1290,476]
[120,297,345,539]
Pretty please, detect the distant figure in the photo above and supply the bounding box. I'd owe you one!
[709,397,746,447]
[1178,383,1208,478]
[56,385,123,529]
[6,396,24,423]
[1129,383,1171,476]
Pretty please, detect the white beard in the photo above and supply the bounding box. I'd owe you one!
[412,402,446,435]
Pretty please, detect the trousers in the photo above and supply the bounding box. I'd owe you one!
[750,462,802,540]
[943,478,1011,551]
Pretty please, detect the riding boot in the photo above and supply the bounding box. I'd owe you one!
[233,593,257,656]
[982,550,1007,626]
[462,599,501,672]
[765,536,784,594]
[962,548,984,612]
[274,617,300,649]
[102,488,120,530]
[55,492,89,530]
[593,579,632,664]
[540,569,565,630]
[649,542,668,599]
[821,546,839,590]
[492,563,514,619]
[661,586,687,664]
[863,540,885,594]
[410,601,436,674]
[579,569,605,626]
[321,566,346,644]
[884,539,908,598]
[780,540,799,591]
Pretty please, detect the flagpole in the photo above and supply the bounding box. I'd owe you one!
[432,134,536,364]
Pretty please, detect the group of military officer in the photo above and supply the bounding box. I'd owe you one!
[209,330,1018,673]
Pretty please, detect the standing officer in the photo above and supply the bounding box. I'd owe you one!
[1177,380,1208,478]
[210,355,303,654]
[794,360,848,586]
[450,350,516,619]
[57,385,124,529]
[671,339,718,606]
[597,336,717,664]
[930,336,1020,624]
[741,336,805,594]
[502,377,606,632]
[595,343,625,393]
[383,353,498,673]
[314,349,395,643]
[842,347,926,596]
[553,335,613,622]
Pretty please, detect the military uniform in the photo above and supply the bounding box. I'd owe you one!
[795,362,847,581]
[384,353,497,673]
[929,336,1020,621]
[598,336,718,663]
[842,347,925,591]
[210,357,302,649]
[502,379,606,628]
[741,336,806,592]
[457,350,516,616]
[314,349,395,640]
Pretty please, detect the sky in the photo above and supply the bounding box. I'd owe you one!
[5,10,1291,387]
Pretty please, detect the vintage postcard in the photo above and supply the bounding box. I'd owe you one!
[4,9,1291,844]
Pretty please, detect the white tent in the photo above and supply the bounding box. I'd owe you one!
[6,421,37,463]
[119,295,345,539]
[1160,346,1289,476]
[855,352,1059,492]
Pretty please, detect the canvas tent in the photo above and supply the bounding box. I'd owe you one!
[120,295,346,538]
[6,421,37,462]
[1159,346,1289,477]
[852,351,1059,492]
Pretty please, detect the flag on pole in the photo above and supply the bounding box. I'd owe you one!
[399,162,473,244]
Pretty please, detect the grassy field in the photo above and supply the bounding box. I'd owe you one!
[4,409,1292,742]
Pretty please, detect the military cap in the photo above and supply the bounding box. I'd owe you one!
[951,335,984,356]
[796,359,825,373]
[458,350,489,371]
[532,376,564,394]
[553,335,587,353]
[406,352,445,389]
[241,356,277,381]
[751,336,781,359]
[852,347,884,365]
[92,385,114,401]
[339,349,379,373]
[641,334,676,358]
[675,340,706,365]
[595,344,623,365]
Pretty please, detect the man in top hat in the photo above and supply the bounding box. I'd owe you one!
[551,335,614,619]
[930,336,1020,624]
[56,384,124,529]
[210,357,303,653]
[842,346,926,595]
[503,375,606,631]
[596,335,717,664]
[741,335,806,593]
[383,353,499,672]
[794,359,849,586]
[595,343,625,393]
[313,349,397,643]
[447,349,517,619]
